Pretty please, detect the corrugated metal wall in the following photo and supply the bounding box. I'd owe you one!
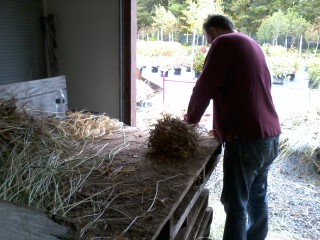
[0,0,46,85]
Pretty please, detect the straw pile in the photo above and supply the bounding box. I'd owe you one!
[279,107,320,173]
[0,98,126,237]
[148,114,200,160]
[62,111,122,139]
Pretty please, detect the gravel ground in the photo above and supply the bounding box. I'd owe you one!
[136,75,320,240]
[206,154,320,240]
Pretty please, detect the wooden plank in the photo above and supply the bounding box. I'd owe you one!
[187,198,208,240]
[196,207,213,239]
[0,76,66,115]
[175,188,209,240]
[171,151,220,239]
[171,183,204,238]
[0,200,77,240]
[151,148,220,240]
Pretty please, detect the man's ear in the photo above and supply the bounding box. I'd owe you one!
[208,27,217,36]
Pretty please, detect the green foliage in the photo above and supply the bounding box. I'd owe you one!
[137,0,318,55]
[305,26,319,45]
[257,10,288,43]
[152,5,177,31]
[222,0,318,35]
[262,44,287,56]
[308,58,320,89]
[257,9,309,48]
[137,40,183,57]
[286,9,310,47]
[183,0,224,34]
[168,0,189,32]
[138,0,167,28]
[136,40,192,69]
[267,47,298,79]
[292,0,320,22]
[193,48,207,73]
[269,58,295,79]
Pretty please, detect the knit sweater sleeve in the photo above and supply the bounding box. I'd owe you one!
[186,37,232,124]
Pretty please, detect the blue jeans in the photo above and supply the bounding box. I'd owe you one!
[221,136,279,240]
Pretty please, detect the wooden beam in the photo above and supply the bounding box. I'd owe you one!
[120,0,137,126]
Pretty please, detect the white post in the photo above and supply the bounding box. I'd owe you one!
[191,29,196,71]
[299,34,303,58]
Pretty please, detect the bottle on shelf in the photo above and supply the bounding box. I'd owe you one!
[55,90,67,119]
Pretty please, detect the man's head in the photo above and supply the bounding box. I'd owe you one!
[203,15,235,44]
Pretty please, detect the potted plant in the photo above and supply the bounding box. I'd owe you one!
[183,60,192,72]
[307,60,320,89]
[151,66,160,73]
[193,51,206,78]
[173,57,185,75]
[269,57,296,84]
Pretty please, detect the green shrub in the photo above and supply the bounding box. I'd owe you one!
[262,44,287,56]
[308,58,320,89]
[137,40,185,57]
[268,56,296,79]
[193,48,207,74]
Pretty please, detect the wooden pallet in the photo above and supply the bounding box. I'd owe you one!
[153,144,221,240]
[0,125,221,239]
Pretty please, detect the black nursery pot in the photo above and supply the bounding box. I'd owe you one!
[174,68,182,75]
[152,66,159,73]
[161,70,168,77]
[195,72,201,78]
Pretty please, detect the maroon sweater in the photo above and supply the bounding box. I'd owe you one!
[187,33,281,142]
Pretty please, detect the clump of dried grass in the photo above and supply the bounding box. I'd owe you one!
[0,98,17,116]
[148,114,199,160]
[61,111,122,139]
[0,98,126,237]
[279,107,320,172]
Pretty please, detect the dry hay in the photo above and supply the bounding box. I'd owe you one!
[279,107,320,173]
[0,98,128,238]
[62,111,123,139]
[148,114,200,160]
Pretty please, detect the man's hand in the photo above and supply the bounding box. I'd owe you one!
[183,114,188,122]
[208,129,219,140]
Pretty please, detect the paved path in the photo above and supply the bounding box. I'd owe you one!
[139,67,320,129]
[272,68,319,122]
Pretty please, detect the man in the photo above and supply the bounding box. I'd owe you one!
[185,15,281,240]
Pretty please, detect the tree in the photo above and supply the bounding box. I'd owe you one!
[305,26,318,57]
[285,9,309,48]
[257,18,273,44]
[137,0,170,31]
[184,0,224,35]
[293,0,320,22]
[152,5,177,41]
[221,0,318,37]
[257,10,287,45]
[222,0,294,35]
[183,0,224,68]
[311,17,320,55]
[168,0,189,33]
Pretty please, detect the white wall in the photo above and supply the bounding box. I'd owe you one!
[46,0,120,118]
